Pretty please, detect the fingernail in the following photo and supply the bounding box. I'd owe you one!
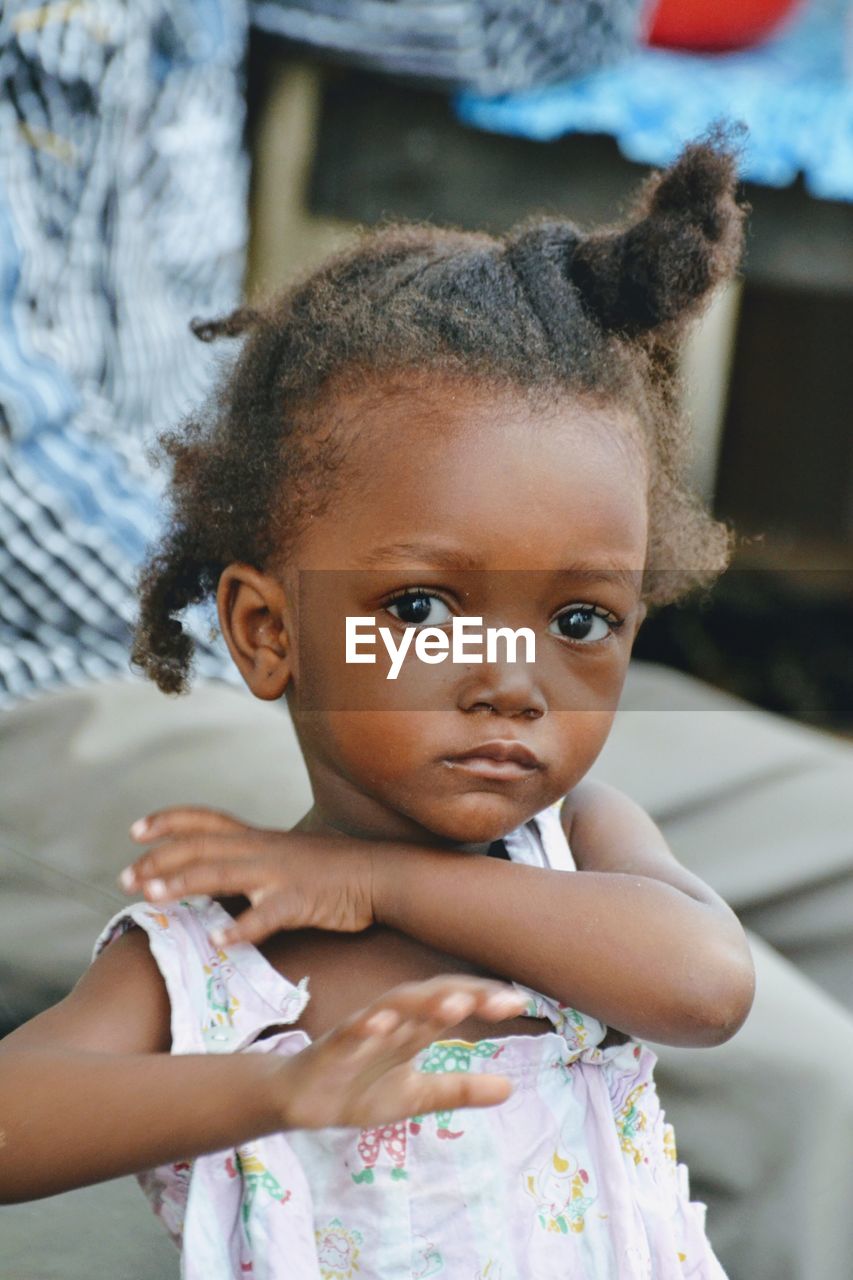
[130,819,149,840]
[119,867,137,892]
[210,928,227,947]
[441,993,475,1020]
[147,878,167,900]
[365,1009,399,1034]
[489,993,525,1013]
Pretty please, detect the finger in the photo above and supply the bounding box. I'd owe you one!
[414,1071,513,1117]
[119,834,263,892]
[368,976,527,1029]
[129,806,250,843]
[387,982,528,1065]
[134,857,267,904]
[371,991,525,1066]
[340,978,525,1053]
[212,897,290,948]
[477,988,533,1022]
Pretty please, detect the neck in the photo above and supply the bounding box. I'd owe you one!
[293,764,491,856]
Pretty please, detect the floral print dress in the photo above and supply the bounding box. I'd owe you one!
[94,803,728,1280]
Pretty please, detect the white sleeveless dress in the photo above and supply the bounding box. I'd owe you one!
[94,802,728,1280]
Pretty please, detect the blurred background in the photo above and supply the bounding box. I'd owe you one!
[244,0,853,733]
[7,0,849,733]
[2,5,852,1276]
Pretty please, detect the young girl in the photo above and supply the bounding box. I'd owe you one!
[0,136,756,1278]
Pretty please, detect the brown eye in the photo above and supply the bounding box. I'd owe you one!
[549,606,613,643]
[387,592,452,627]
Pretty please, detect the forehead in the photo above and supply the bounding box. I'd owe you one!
[297,375,649,572]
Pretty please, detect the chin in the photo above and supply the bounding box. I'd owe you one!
[416,791,545,846]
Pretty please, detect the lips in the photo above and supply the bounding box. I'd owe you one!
[444,740,543,779]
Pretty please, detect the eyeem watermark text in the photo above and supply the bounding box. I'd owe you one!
[346,617,536,680]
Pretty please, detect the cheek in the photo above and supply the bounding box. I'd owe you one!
[294,620,453,714]
[547,710,616,785]
[314,710,445,779]
[537,647,630,713]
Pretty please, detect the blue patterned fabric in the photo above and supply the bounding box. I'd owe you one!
[0,0,248,707]
[456,0,853,201]
[252,0,647,97]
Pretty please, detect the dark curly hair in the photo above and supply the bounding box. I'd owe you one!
[135,133,747,694]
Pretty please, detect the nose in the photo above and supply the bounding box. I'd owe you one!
[456,662,547,720]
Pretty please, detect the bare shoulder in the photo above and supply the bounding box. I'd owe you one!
[560,779,655,852]
[560,780,732,912]
[0,926,172,1056]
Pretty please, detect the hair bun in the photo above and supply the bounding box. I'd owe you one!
[570,129,748,337]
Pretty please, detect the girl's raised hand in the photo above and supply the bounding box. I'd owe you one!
[119,806,376,944]
[275,976,526,1131]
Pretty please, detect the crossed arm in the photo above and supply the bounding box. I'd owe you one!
[376,781,755,1046]
[0,779,754,1205]
[124,779,756,1049]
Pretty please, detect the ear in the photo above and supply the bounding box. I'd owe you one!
[217,563,292,701]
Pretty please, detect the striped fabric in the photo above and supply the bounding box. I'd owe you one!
[0,0,646,710]
[252,0,646,96]
[0,0,250,707]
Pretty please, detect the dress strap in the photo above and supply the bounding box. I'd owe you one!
[502,799,576,872]
[93,897,310,1054]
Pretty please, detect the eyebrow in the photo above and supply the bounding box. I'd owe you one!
[555,567,643,596]
[357,543,642,593]
[357,542,485,570]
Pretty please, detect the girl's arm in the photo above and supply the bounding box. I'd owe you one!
[373,780,755,1047]
[0,929,286,1201]
[0,929,523,1204]
[125,795,755,1049]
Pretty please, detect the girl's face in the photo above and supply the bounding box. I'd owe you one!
[220,377,648,849]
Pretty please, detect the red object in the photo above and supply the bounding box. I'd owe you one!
[648,0,800,52]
